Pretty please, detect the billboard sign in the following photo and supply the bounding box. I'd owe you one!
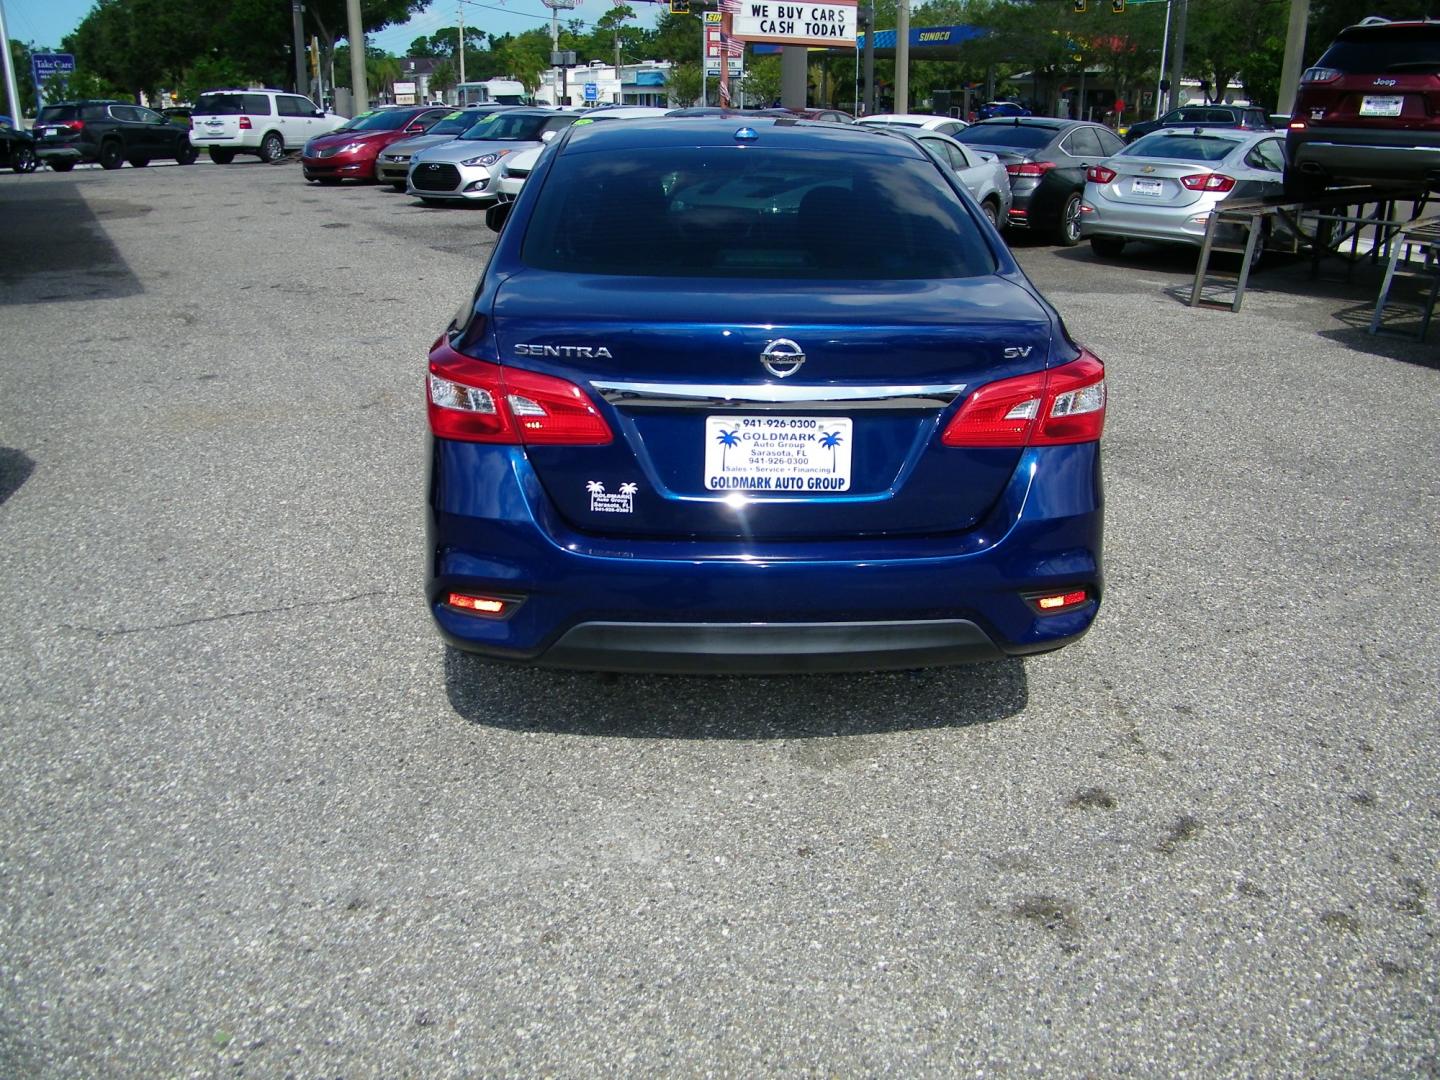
[731,0,856,48]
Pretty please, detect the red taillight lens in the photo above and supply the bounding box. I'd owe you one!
[445,591,518,617]
[941,353,1106,448]
[426,341,612,446]
[1289,119,1307,131]
[1006,161,1056,177]
[1029,588,1090,613]
[239,116,253,129]
[1180,172,1236,192]
[62,120,85,132]
[1086,165,1116,184]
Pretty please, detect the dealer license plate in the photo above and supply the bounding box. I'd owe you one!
[704,415,853,493]
[1131,177,1165,197]
[1360,95,1403,117]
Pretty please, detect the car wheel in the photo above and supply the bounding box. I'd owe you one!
[13,144,36,173]
[128,156,149,168]
[208,147,235,165]
[1057,192,1083,246]
[99,141,124,170]
[259,132,285,163]
[1090,235,1126,258]
[175,141,198,165]
[49,159,74,172]
[980,198,1000,230]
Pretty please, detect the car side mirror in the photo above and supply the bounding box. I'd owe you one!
[486,201,512,234]
[406,122,428,133]
[540,130,557,143]
[313,110,325,119]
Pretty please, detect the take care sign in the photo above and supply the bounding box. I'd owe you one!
[732,0,857,48]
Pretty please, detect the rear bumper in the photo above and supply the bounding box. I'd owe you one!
[35,145,84,163]
[1079,188,1218,246]
[1288,127,1440,185]
[427,440,1104,673]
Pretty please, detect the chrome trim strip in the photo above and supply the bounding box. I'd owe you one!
[592,381,967,412]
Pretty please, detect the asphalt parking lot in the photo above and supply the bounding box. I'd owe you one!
[1,157,1436,1076]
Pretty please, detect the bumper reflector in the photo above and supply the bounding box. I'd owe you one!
[1034,589,1089,613]
[446,592,515,617]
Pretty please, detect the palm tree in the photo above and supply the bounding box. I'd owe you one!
[716,429,740,471]
[819,430,844,473]
[586,480,605,496]
[619,482,638,496]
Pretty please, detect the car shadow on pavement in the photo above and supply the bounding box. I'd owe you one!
[444,648,1029,739]
[0,179,142,305]
[0,448,35,507]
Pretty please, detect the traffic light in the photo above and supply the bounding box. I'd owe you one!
[1111,0,1125,11]
[1073,0,1087,11]
[670,0,689,12]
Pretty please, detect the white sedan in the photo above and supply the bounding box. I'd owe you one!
[857,113,969,138]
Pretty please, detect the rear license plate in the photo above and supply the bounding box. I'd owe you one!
[1360,95,1403,117]
[704,415,853,493]
[1131,178,1164,197]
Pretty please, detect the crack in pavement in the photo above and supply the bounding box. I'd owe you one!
[58,589,402,639]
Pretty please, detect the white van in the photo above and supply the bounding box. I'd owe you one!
[190,89,345,163]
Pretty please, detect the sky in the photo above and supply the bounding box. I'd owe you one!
[5,0,666,55]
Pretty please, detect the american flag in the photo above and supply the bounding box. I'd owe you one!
[718,82,732,105]
[721,35,745,56]
[718,0,741,11]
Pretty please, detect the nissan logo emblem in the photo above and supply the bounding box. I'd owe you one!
[428,163,440,170]
[760,338,806,379]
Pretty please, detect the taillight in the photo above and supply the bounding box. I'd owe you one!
[1301,66,1341,84]
[1086,165,1116,184]
[62,120,84,132]
[941,353,1106,448]
[1006,161,1056,177]
[1180,173,1236,192]
[1289,119,1307,131]
[427,341,611,446]
[239,116,253,129]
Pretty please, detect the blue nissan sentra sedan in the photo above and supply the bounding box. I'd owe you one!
[425,118,1106,674]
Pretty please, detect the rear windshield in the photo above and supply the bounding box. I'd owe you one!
[1321,25,1440,73]
[195,93,272,116]
[1121,133,1240,160]
[460,112,563,141]
[521,146,995,280]
[956,124,1054,149]
[37,104,107,122]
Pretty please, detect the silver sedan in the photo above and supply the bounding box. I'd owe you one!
[1079,129,1288,257]
[883,128,1013,230]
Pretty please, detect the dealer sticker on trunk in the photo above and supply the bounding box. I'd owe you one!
[704,415,853,492]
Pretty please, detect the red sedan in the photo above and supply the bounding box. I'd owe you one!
[301,105,452,184]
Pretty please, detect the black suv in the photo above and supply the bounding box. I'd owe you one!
[34,100,199,171]
[1287,18,1440,194]
[1124,104,1272,144]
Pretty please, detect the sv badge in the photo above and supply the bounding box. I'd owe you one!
[1003,346,1034,359]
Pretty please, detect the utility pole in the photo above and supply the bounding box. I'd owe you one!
[1167,0,1187,112]
[292,1,308,95]
[0,0,24,122]
[614,32,622,104]
[894,0,909,112]
[1153,0,1170,119]
[861,4,874,115]
[1276,0,1310,116]
[346,0,368,112]
[458,5,466,88]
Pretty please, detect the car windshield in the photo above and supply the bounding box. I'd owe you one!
[956,124,1054,149]
[336,110,415,133]
[1121,133,1240,160]
[424,111,483,136]
[1322,26,1440,73]
[521,145,995,280]
[460,112,560,141]
[37,105,83,122]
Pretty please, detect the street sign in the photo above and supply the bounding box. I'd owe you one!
[583,82,598,101]
[705,59,744,77]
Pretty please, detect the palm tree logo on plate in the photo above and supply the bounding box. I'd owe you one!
[819,430,844,473]
[619,482,638,496]
[715,429,740,471]
[586,481,605,495]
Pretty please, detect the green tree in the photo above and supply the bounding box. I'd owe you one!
[7,40,38,116]
[741,55,781,108]
[666,61,704,106]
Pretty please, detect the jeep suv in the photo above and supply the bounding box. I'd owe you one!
[1286,18,1440,193]
[189,89,345,164]
[1124,104,1272,144]
[34,100,199,171]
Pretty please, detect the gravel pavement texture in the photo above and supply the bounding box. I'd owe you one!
[1,158,1437,1077]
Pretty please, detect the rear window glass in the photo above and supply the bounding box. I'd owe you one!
[1321,26,1440,73]
[1122,133,1240,160]
[195,93,272,116]
[38,105,83,122]
[956,124,1054,149]
[521,146,995,280]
